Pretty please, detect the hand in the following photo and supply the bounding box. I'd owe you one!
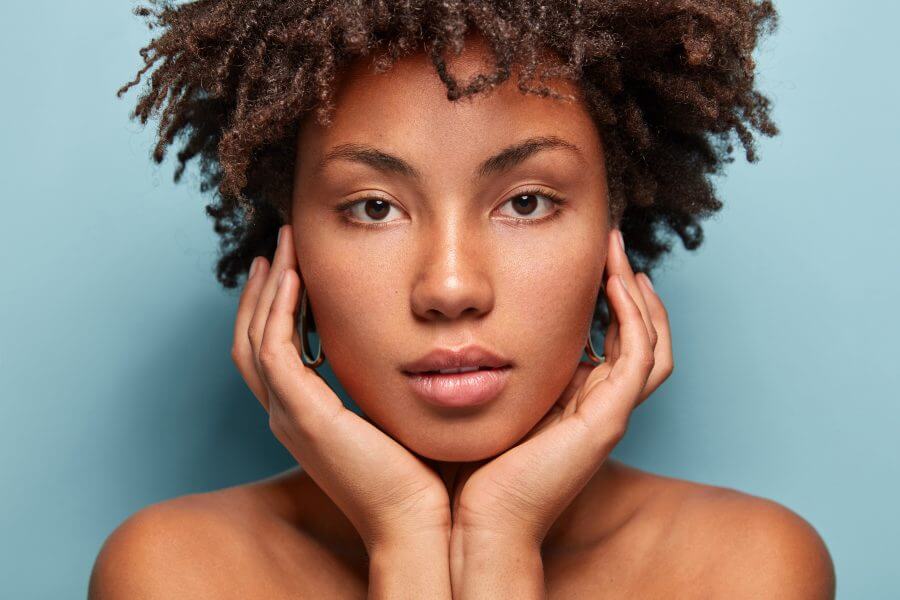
[230,224,451,553]
[448,227,674,549]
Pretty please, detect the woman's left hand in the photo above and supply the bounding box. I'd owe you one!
[448,228,674,551]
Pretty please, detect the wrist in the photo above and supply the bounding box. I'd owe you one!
[449,527,545,600]
[358,494,451,553]
[367,526,451,557]
[368,530,452,600]
[450,525,543,564]
[451,509,545,552]
[363,511,452,555]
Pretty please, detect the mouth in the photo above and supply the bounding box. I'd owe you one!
[399,344,513,408]
[400,344,512,373]
[411,366,504,375]
[402,366,512,408]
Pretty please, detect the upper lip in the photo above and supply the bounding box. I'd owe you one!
[401,344,512,374]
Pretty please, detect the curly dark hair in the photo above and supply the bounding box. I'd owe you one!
[118,0,779,330]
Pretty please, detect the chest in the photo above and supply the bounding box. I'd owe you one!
[238,524,710,599]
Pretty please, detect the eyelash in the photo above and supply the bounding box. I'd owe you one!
[334,186,568,230]
[502,187,568,227]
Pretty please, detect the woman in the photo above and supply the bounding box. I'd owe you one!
[91,0,835,597]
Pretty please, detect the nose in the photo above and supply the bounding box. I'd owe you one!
[409,215,494,323]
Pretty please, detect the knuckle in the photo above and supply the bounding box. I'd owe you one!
[655,301,670,320]
[640,350,655,371]
[257,343,281,369]
[267,399,287,432]
[662,357,674,376]
[268,412,286,442]
[612,421,628,444]
[584,408,630,457]
[605,414,629,446]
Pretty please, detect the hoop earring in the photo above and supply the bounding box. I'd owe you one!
[585,281,607,365]
[299,287,325,369]
[585,329,606,365]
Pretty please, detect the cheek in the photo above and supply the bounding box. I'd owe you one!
[499,228,604,360]
[293,227,416,433]
[297,240,406,365]
[451,227,602,456]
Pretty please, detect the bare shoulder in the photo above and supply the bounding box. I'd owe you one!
[88,481,278,599]
[624,464,836,599]
[88,470,366,600]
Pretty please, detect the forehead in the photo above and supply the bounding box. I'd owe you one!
[296,35,604,174]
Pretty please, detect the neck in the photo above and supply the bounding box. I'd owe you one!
[279,457,641,559]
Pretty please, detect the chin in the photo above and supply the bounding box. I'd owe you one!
[350,372,558,463]
[412,442,509,463]
[397,418,528,463]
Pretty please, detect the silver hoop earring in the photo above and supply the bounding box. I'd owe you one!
[585,281,607,365]
[585,330,606,365]
[299,287,325,368]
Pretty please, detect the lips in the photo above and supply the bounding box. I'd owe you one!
[421,366,491,374]
[403,366,511,408]
[401,344,512,374]
[400,344,513,408]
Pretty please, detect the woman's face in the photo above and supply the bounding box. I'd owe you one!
[291,35,610,462]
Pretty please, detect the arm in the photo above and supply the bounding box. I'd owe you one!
[449,529,545,600]
[368,531,453,600]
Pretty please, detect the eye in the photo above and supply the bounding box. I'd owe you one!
[496,187,565,222]
[339,197,405,227]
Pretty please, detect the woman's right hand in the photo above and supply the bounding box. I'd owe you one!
[230,224,451,553]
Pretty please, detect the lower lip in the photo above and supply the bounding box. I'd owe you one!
[403,367,511,408]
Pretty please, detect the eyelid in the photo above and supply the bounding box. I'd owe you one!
[336,186,567,228]
[335,195,407,228]
[494,186,567,223]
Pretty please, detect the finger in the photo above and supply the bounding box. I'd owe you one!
[605,229,658,351]
[635,273,674,404]
[231,256,272,410]
[259,267,343,426]
[578,274,654,437]
[605,274,655,390]
[603,303,620,363]
[560,360,606,419]
[249,225,298,371]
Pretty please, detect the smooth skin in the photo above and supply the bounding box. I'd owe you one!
[89,32,835,600]
[244,225,658,598]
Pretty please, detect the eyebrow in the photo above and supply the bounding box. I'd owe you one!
[314,135,585,181]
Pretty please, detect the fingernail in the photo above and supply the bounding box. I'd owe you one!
[278,269,286,286]
[639,272,655,292]
[617,229,625,251]
[249,256,260,279]
[618,274,627,291]
[278,225,285,245]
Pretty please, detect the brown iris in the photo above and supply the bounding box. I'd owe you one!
[364,199,390,220]
[511,194,538,216]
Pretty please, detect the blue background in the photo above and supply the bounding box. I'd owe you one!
[1,1,897,597]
